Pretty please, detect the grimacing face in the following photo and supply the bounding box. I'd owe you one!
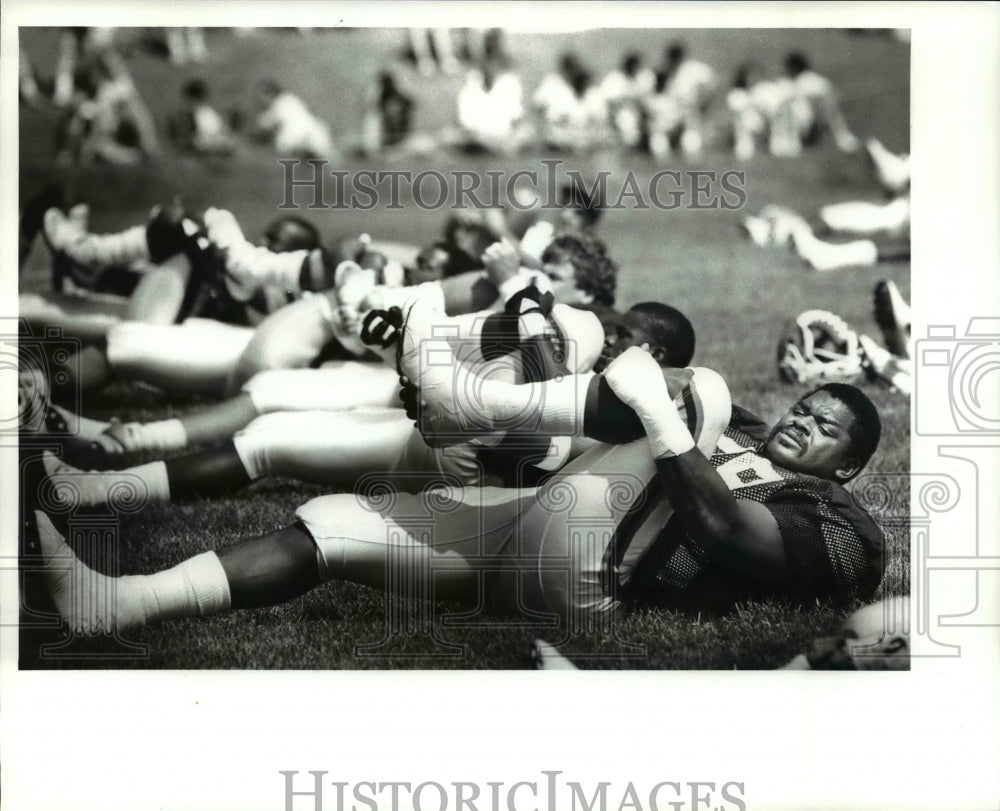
[763,390,860,481]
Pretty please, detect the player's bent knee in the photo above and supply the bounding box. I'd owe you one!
[687,366,731,455]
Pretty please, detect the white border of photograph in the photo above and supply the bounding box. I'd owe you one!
[2,3,998,810]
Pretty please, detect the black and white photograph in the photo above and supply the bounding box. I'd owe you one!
[2,2,998,810]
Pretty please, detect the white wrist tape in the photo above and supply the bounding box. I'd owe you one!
[642,406,696,459]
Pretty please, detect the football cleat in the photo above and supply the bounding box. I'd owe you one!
[777,309,863,385]
[873,280,911,359]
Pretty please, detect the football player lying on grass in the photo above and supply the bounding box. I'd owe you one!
[740,138,909,272]
[20,197,323,342]
[28,204,616,402]
[36,298,691,503]
[28,297,883,636]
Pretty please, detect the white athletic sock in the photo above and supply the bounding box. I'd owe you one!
[479,369,595,436]
[809,239,879,272]
[64,225,151,267]
[35,511,230,633]
[115,418,188,453]
[134,551,232,625]
[43,452,172,509]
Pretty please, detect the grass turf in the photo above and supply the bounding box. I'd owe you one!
[18,27,909,669]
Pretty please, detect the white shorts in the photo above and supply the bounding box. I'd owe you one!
[242,363,399,414]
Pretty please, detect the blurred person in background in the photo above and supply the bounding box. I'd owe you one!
[774,51,861,156]
[55,48,160,166]
[168,78,236,156]
[253,79,337,161]
[726,63,771,160]
[643,68,684,161]
[450,54,526,154]
[52,27,116,107]
[601,51,655,150]
[659,41,718,157]
[359,70,418,157]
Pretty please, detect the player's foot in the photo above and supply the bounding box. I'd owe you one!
[40,450,150,511]
[866,138,910,195]
[859,334,911,395]
[31,509,143,634]
[873,280,911,359]
[397,298,494,446]
[41,206,84,253]
[834,129,861,154]
[791,225,878,272]
[529,639,578,670]
[739,215,773,248]
[758,206,807,249]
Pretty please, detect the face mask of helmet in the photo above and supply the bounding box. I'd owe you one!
[777,309,863,385]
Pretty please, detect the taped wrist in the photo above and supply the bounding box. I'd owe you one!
[643,410,696,459]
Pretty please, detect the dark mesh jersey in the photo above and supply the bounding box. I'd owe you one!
[622,405,885,612]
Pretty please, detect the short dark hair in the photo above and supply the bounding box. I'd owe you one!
[623,52,643,76]
[542,234,617,307]
[558,182,604,228]
[182,78,208,102]
[265,216,320,252]
[732,63,757,90]
[559,52,582,77]
[628,302,696,368]
[785,51,810,77]
[803,383,882,476]
[666,42,686,65]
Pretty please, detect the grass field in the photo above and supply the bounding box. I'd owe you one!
[18,27,910,669]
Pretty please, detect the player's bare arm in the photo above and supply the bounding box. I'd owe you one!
[603,346,788,582]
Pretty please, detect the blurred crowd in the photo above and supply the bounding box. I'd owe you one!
[21,27,869,166]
